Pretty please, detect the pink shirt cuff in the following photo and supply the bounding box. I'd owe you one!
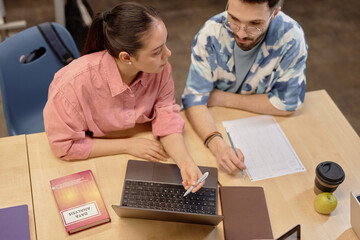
[48,134,93,160]
[152,105,185,138]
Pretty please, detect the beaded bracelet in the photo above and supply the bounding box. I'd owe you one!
[204,131,223,148]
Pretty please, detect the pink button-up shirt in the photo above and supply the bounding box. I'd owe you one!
[43,51,184,160]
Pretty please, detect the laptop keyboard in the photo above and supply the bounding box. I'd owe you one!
[121,180,217,215]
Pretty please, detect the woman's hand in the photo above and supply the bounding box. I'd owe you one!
[180,162,205,194]
[158,133,204,193]
[127,138,169,162]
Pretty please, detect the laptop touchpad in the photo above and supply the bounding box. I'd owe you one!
[152,162,182,184]
[125,160,154,181]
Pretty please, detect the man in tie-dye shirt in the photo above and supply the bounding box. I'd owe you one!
[181,0,308,175]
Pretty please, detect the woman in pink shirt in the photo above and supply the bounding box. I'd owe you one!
[43,2,204,193]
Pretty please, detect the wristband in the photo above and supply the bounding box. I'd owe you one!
[204,131,223,148]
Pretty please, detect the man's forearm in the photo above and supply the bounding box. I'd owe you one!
[208,90,293,116]
[184,104,246,174]
[184,105,219,141]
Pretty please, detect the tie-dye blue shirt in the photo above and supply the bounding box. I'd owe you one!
[181,11,308,111]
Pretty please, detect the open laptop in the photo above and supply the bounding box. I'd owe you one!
[112,160,223,226]
[276,224,301,240]
[351,192,360,238]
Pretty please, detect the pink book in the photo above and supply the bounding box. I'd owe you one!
[50,170,111,234]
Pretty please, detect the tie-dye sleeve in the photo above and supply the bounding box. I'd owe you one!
[181,30,215,109]
[267,33,308,112]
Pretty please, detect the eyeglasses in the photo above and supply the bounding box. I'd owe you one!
[223,3,274,36]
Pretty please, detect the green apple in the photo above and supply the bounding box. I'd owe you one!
[314,192,338,214]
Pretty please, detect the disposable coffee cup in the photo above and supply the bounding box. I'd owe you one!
[314,161,345,195]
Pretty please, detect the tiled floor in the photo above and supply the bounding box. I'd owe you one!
[1,0,359,137]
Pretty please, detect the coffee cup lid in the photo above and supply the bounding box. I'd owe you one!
[316,161,345,185]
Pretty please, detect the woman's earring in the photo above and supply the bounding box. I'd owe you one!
[129,61,132,65]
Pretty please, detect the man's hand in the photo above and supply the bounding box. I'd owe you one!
[208,137,246,175]
[127,138,169,162]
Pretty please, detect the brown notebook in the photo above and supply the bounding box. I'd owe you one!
[219,186,273,240]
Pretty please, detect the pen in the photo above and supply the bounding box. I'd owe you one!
[183,172,209,197]
[225,128,245,175]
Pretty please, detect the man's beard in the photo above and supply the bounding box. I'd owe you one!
[233,30,267,51]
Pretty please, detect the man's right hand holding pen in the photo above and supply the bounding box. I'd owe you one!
[207,132,247,175]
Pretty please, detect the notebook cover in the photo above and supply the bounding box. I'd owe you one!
[50,170,111,234]
[219,186,273,240]
[0,204,30,240]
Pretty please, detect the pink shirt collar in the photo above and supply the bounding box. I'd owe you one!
[101,51,148,97]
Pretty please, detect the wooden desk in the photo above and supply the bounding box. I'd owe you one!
[182,89,360,240]
[0,135,36,240]
[27,89,360,239]
[27,129,223,239]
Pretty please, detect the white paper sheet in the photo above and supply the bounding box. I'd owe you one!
[222,115,305,181]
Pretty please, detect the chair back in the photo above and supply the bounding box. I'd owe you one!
[0,22,80,135]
